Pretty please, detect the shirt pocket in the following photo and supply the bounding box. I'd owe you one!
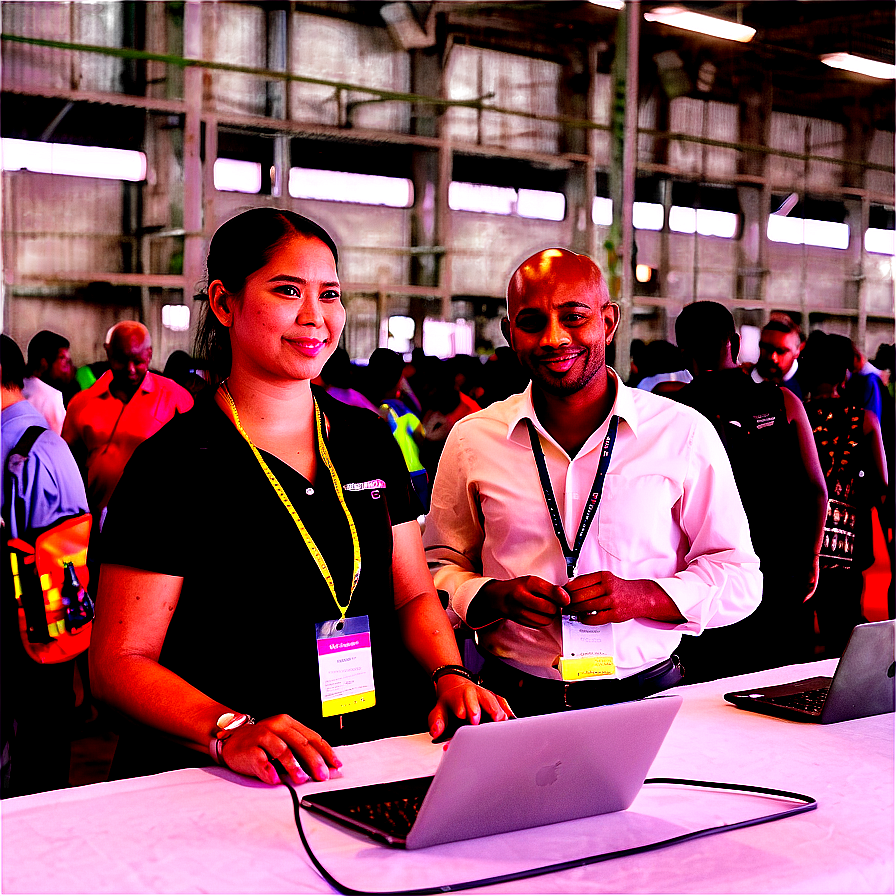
[596,473,682,563]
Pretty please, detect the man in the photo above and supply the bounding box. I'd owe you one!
[752,315,804,399]
[1,334,88,797]
[27,329,79,403]
[365,348,429,511]
[22,330,73,434]
[674,302,827,679]
[843,340,884,423]
[424,249,761,716]
[62,321,193,528]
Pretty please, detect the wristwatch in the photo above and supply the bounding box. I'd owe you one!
[209,712,255,764]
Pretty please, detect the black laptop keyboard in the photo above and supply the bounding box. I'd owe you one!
[768,686,829,714]
[346,793,426,839]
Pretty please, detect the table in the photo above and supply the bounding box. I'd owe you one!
[2,660,893,894]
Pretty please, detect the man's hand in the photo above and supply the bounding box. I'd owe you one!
[564,571,686,625]
[470,576,570,629]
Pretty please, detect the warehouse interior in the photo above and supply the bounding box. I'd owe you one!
[1,0,894,377]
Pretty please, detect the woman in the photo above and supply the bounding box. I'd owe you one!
[803,333,888,657]
[90,209,510,786]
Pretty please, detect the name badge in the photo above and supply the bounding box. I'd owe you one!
[315,615,376,717]
[559,616,618,681]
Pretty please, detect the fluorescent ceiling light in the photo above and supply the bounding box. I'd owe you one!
[588,0,625,8]
[821,53,896,80]
[643,6,756,43]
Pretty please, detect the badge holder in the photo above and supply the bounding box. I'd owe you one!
[316,615,376,717]
[559,617,619,681]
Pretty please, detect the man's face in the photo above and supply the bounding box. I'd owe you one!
[108,333,152,392]
[504,251,619,399]
[47,348,74,385]
[757,328,801,382]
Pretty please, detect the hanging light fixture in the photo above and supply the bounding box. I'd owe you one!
[820,52,895,80]
[643,6,756,43]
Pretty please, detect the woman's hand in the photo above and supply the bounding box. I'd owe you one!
[428,675,514,741]
[219,713,342,786]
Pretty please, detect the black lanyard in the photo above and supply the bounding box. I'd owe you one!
[525,415,619,580]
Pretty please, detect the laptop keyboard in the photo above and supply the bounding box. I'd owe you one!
[337,778,432,839]
[346,794,425,839]
[768,687,829,714]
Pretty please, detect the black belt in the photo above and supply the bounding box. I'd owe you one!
[479,654,684,714]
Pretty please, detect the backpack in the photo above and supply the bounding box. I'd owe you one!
[681,377,802,565]
[4,426,94,664]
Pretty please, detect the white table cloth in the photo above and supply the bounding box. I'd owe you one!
[2,660,893,894]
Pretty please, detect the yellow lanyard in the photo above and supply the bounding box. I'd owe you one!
[221,385,361,620]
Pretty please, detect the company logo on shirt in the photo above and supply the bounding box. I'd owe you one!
[344,479,386,499]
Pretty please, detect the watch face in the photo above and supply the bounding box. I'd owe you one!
[216,712,238,730]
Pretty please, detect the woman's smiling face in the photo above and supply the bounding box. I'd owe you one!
[224,234,344,385]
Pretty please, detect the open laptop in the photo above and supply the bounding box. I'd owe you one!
[300,694,682,849]
[724,620,895,724]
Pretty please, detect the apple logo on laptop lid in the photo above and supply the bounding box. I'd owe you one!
[536,760,561,786]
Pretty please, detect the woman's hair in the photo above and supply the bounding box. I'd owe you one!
[809,332,854,389]
[194,208,339,382]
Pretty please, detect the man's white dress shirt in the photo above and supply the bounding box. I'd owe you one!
[424,371,762,680]
[22,377,65,434]
[751,358,799,386]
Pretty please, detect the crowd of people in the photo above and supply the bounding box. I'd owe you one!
[1,207,892,800]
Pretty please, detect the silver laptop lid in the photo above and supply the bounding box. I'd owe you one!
[406,694,682,849]
[822,620,896,723]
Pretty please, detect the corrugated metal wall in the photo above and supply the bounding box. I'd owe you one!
[1,1,893,368]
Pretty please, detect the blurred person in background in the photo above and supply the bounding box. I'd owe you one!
[751,314,804,399]
[62,321,193,531]
[674,301,827,679]
[803,333,888,656]
[22,330,72,434]
[1,334,88,797]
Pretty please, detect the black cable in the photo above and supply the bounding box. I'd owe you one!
[282,776,817,896]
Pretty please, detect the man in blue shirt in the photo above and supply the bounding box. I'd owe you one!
[1,334,88,797]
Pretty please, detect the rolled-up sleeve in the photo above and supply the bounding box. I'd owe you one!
[423,426,495,625]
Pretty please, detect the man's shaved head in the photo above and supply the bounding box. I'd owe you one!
[106,321,151,354]
[508,248,610,317]
[106,321,152,399]
[502,247,618,401]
